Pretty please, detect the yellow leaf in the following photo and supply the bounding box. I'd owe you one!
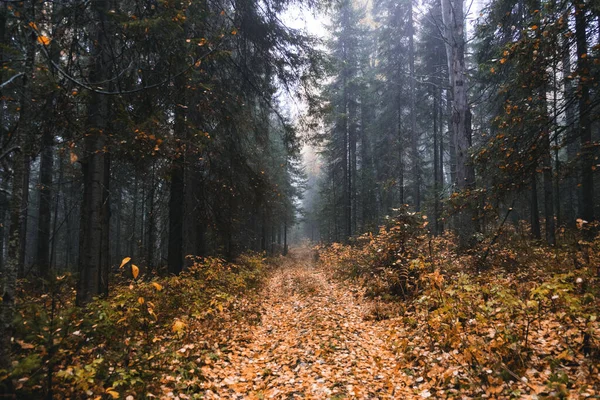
[172,319,187,334]
[106,389,119,399]
[119,257,131,269]
[138,297,144,305]
[490,67,495,74]
[151,282,163,291]
[131,264,140,279]
[37,36,51,46]
[531,24,538,30]
[28,22,38,31]
[69,151,78,164]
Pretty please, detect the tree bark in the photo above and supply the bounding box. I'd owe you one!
[408,0,420,211]
[441,0,476,247]
[574,0,594,225]
[542,133,556,245]
[35,129,54,277]
[168,74,186,274]
[531,173,541,239]
[76,0,112,306]
[562,36,578,223]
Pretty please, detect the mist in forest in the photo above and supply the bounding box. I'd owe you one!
[1,0,599,396]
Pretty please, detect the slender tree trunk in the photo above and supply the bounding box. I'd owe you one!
[115,184,122,264]
[18,153,31,277]
[349,98,357,235]
[342,75,351,239]
[283,219,288,256]
[552,65,561,228]
[130,173,138,257]
[574,0,594,225]
[408,1,420,211]
[531,173,541,239]
[36,130,54,277]
[50,154,63,270]
[17,2,36,276]
[542,133,556,245]
[0,190,6,273]
[168,74,186,274]
[77,0,112,306]
[562,37,578,222]
[446,88,457,187]
[438,82,445,233]
[146,162,156,269]
[0,2,6,274]
[397,92,404,205]
[433,82,440,235]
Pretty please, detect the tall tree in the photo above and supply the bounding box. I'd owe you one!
[441,0,476,246]
[76,0,112,306]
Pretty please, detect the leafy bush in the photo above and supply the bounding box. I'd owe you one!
[317,206,433,299]
[319,214,600,397]
[5,252,268,399]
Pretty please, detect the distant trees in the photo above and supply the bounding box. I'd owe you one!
[314,0,453,241]
[311,0,599,245]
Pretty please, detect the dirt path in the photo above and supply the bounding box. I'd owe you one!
[199,248,415,399]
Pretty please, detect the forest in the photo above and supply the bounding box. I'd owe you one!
[0,0,599,398]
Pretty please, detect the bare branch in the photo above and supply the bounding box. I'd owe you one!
[0,73,24,89]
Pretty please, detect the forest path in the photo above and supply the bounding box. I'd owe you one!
[199,248,414,399]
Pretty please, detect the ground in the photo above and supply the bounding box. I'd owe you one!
[197,248,415,399]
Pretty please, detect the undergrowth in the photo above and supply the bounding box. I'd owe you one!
[3,252,271,399]
[317,211,600,398]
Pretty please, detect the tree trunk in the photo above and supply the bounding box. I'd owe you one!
[408,1,420,211]
[130,173,138,257]
[574,0,594,225]
[76,0,112,306]
[397,91,405,205]
[531,173,541,239]
[447,88,457,187]
[146,162,156,269]
[438,81,445,233]
[433,80,441,235]
[542,134,556,245]
[18,153,31,277]
[168,74,186,274]
[562,37,578,223]
[342,73,351,239]
[35,129,54,277]
[441,0,476,247]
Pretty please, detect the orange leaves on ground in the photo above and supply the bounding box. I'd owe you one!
[171,319,187,334]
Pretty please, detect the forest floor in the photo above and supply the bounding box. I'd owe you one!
[197,248,415,399]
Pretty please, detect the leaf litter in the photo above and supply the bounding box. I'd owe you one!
[197,248,415,399]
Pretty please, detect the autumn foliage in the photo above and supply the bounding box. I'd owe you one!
[317,211,600,398]
[6,253,269,398]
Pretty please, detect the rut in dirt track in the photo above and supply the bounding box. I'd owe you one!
[199,248,415,399]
